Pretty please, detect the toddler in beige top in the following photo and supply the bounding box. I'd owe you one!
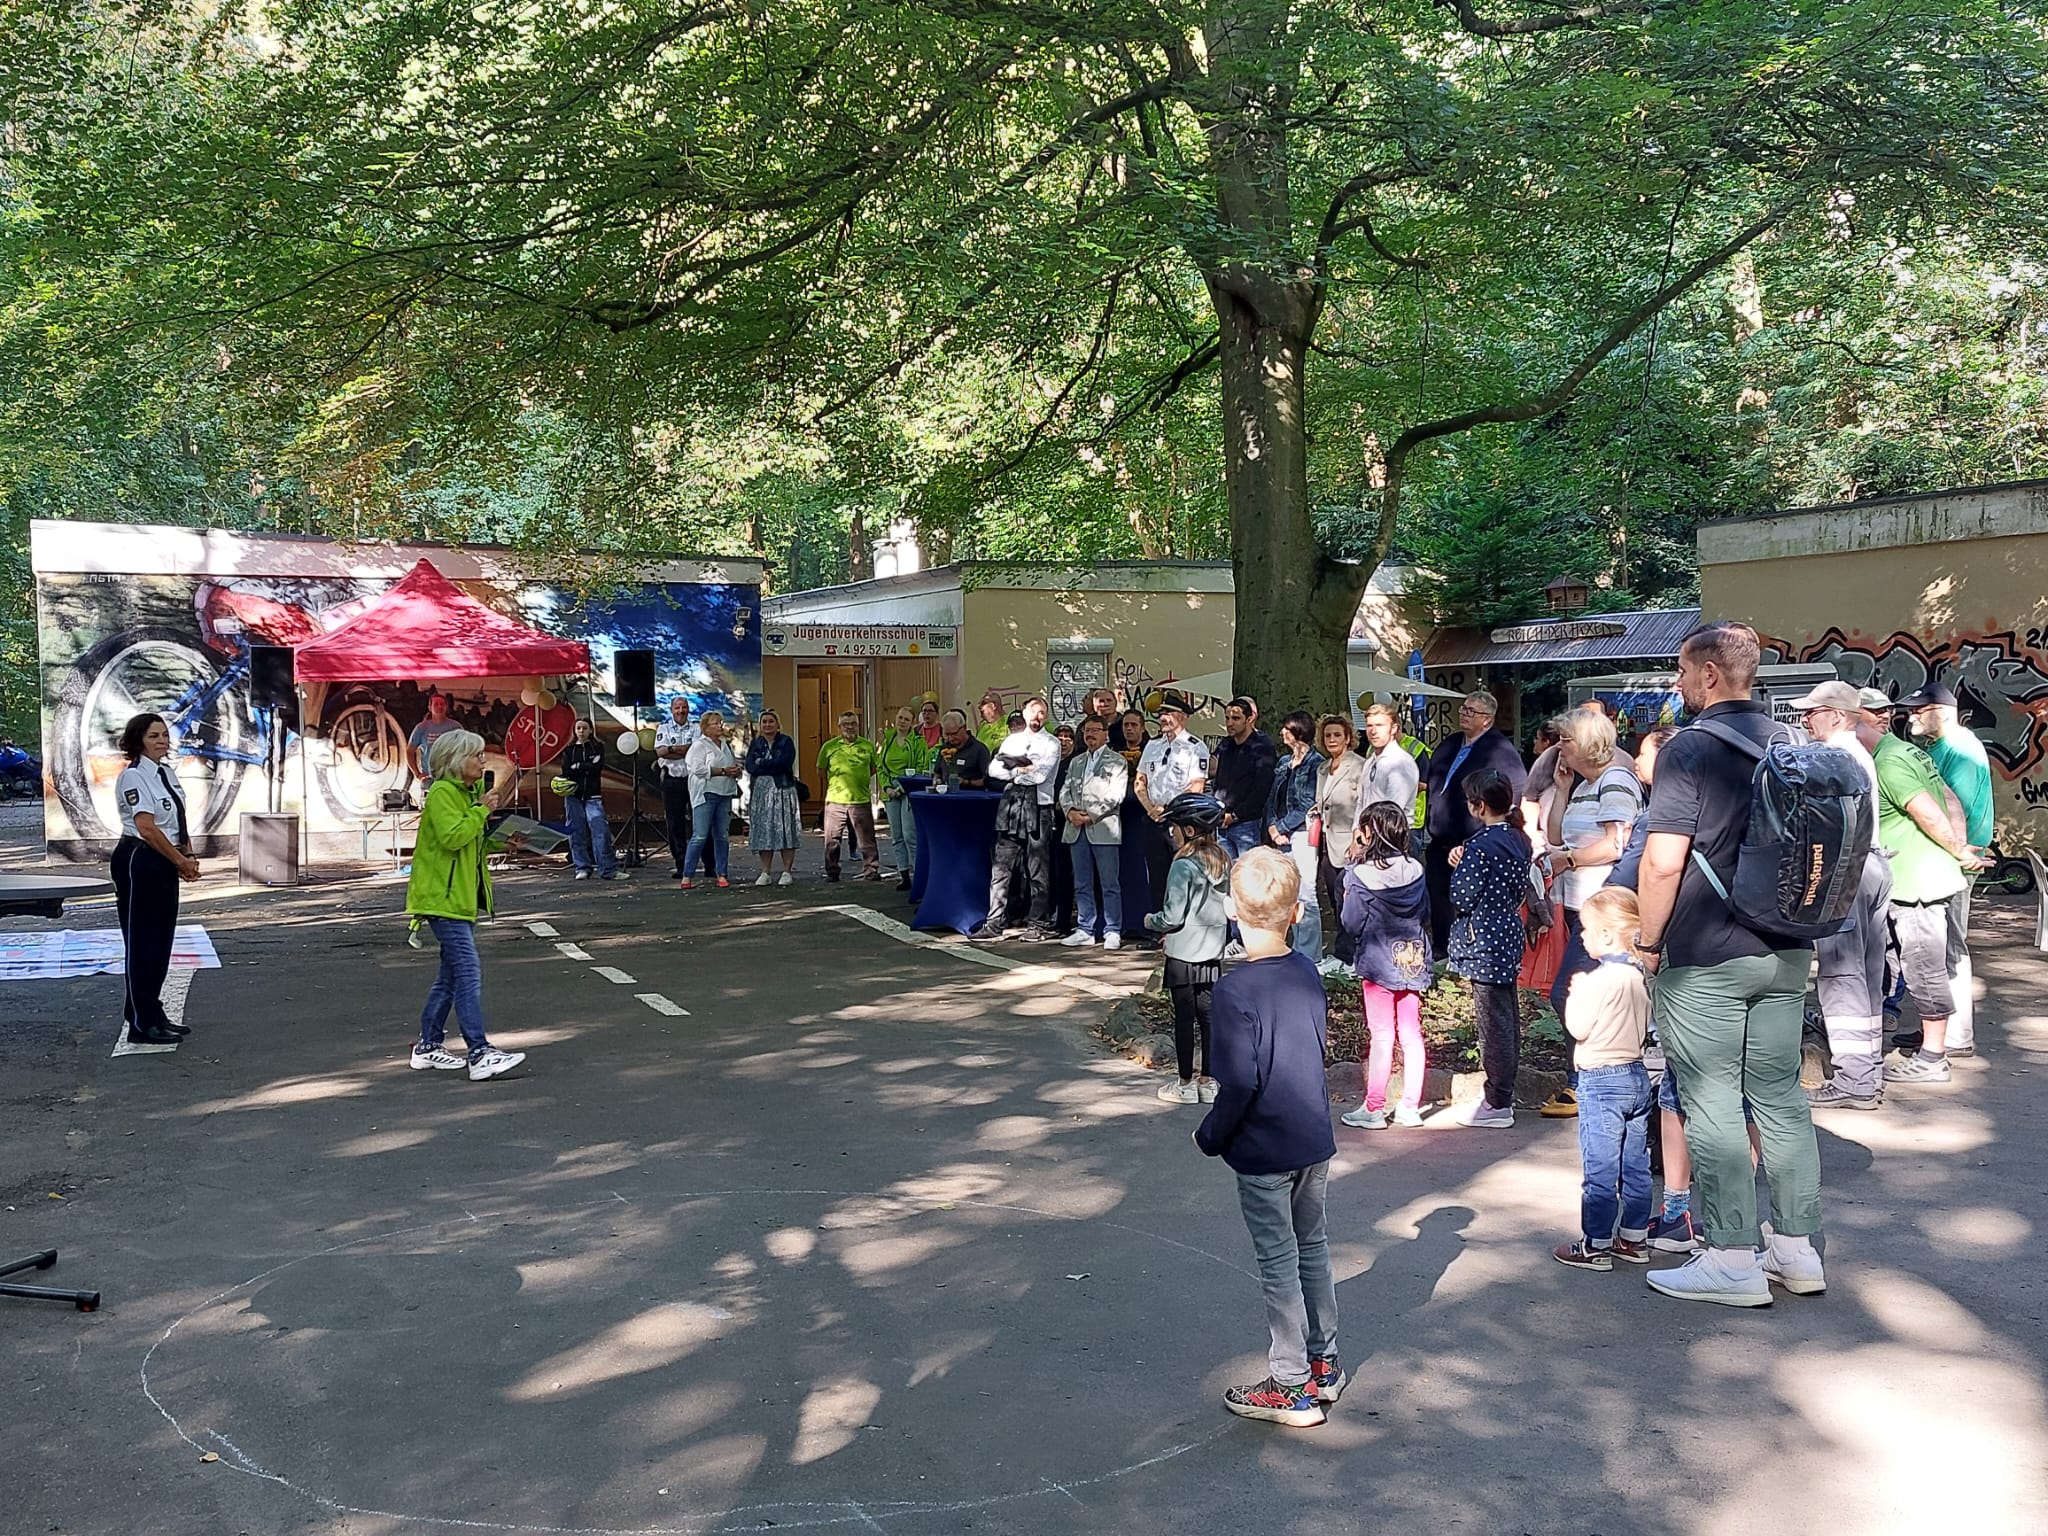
[1553,886,1656,1272]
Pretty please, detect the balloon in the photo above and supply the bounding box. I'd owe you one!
[536,688,557,710]
[638,726,658,750]
[613,730,639,756]
[519,686,541,706]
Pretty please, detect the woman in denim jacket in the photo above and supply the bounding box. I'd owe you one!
[1262,710,1325,960]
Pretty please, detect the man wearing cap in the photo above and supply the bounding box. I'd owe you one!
[1792,680,1891,1109]
[1903,679,1991,1057]
[975,692,1009,753]
[1859,686,1980,1086]
[1136,690,1210,905]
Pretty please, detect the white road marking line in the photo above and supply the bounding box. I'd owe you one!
[818,904,1126,997]
[524,920,559,937]
[590,965,637,985]
[111,968,195,1057]
[636,993,689,1016]
[553,941,593,961]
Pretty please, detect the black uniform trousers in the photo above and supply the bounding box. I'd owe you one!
[987,791,1052,930]
[113,837,180,1032]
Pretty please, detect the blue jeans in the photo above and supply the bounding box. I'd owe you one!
[1219,821,1262,861]
[1549,907,1595,1085]
[684,795,731,878]
[564,794,617,877]
[1235,1162,1338,1386]
[1576,1061,1653,1246]
[420,917,489,1058]
[1072,837,1123,936]
[888,791,919,877]
[1286,829,1322,961]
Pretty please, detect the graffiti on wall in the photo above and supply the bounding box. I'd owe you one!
[1762,627,2048,776]
[38,571,761,854]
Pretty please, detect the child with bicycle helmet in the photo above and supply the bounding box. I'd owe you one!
[1145,792,1231,1104]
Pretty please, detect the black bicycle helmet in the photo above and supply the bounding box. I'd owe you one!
[1162,791,1226,834]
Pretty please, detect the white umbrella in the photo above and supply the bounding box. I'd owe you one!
[1165,664,1461,708]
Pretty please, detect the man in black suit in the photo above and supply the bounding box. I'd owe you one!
[1422,689,1527,953]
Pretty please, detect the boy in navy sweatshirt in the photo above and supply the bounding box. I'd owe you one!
[1194,847,1342,1427]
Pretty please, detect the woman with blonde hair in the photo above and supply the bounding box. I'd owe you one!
[406,728,528,1081]
[682,711,742,888]
[1540,704,1643,1115]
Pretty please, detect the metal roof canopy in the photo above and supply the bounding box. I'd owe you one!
[1423,607,1703,668]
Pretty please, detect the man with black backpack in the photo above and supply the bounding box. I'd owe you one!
[1633,622,1836,1308]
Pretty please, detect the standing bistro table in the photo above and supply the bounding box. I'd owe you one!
[909,789,1003,934]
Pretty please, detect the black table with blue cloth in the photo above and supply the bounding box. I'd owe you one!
[909,790,1003,933]
[910,786,1161,938]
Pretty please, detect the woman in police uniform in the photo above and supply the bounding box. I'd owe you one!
[113,713,202,1044]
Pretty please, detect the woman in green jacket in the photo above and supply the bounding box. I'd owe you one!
[407,729,528,1082]
[878,705,933,889]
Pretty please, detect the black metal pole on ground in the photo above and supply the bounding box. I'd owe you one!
[0,1250,100,1311]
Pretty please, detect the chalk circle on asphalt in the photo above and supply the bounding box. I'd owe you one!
[142,1188,1244,1532]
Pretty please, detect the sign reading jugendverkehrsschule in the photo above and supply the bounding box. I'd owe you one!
[762,625,958,659]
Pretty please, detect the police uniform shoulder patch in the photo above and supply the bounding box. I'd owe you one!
[124,788,141,806]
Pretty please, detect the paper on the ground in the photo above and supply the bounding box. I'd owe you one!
[0,925,221,981]
[492,814,568,854]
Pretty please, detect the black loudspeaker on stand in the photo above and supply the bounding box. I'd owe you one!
[614,648,657,708]
[612,650,662,867]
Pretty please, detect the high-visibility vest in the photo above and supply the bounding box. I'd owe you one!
[1399,733,1429,829]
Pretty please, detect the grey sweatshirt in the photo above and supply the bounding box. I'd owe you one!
[1146,856,1230,962]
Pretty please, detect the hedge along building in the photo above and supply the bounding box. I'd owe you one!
[760,560,1424,773]
[1697,478,2048,844]
[30,519,764,861]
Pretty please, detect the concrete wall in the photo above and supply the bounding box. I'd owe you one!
[961,580,1236,711]
[1698,479,2048,846]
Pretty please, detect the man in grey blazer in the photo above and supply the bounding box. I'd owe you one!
[1060,715,1129,950]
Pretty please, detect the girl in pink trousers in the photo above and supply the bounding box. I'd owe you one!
[1338,800,1435,1129]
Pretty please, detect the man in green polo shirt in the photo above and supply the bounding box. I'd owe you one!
[1861,689,1979,1085]
[1902,678,1993,1056]
[817,711,881,882]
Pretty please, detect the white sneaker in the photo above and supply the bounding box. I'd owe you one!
[468,1047,527,1082]
[410,1046,467,1071]
[755,872,773,886]
[777,872,795,886]
[1157,1079,1200,1104]
[1645,1248,1772,1308]
[1393,1105,1426,1128]
[1340,1105,1388,1129]
[1061,930,1097,948]
[1451,1099,1515,1128]
[1197,1077,1219,1103]
[1761,1230,1827,1295]
[572,869,591,880]
[1316,956,1350,977]
[1102,932,1122,952]
[1222,940,1248,962]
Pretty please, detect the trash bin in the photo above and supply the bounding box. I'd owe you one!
[239,812,300,886]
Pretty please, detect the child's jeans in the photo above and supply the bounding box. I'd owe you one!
[1235,1161,1338,1387]
[1577,1061,1654,1246]
[1362,982,1425,1112]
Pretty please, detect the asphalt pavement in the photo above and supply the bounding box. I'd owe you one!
[4,832,2047,1535]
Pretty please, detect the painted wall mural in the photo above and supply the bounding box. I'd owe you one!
[1761,627,2048,777]
[37,570,760,856]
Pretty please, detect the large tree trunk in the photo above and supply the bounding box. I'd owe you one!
[1198,2,1371,716]
[1211,285,1350,714]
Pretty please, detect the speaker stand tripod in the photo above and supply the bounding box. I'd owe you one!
[0,1250,99,1311]
[614,708,665,868]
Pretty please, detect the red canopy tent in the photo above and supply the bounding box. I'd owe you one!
[291,559,592,854]
[295,558,589,682]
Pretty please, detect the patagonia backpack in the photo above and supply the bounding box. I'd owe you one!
[1686,719,1873,940]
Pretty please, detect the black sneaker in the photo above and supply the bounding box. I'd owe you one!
[1309,1356,1348,1404]
[1647,1209,1701,1253]
[824,870,842,883]
[1222,1375,1325,1427]
[968,922,1007,942]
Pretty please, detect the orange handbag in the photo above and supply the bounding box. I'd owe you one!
[1517,874,1566,994]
